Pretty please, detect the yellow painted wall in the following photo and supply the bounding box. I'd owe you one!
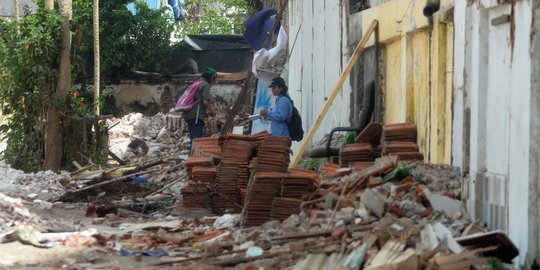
[384,40,405,124]
[360,0,454,164]
[407,31,431,159]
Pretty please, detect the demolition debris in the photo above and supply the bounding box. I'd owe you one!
[0,121,519,269]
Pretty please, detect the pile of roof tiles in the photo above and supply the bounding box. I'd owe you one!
[280,169,318,198]
[339,143,375,167]
[213,134,256,214]
[191,137,222,158]
[191,166,217,188]
[184,156,214,181]
[241,172,282,226]
[250,136,291,173]
[180,182,210,209]
[382,123,424,161]
[240,136,293,226]
[270,198,303,221]
[181,156,215,210]
[242,168,318,226]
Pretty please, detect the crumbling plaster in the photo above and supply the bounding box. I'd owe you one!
[97,81,242,115]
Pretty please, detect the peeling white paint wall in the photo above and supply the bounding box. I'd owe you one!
[288,0,352,153]
[454,0,534,264]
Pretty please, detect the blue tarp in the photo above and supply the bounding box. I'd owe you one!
[243,7,278,50]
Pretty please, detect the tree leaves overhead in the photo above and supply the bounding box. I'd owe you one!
[178,0,252,37]
[72,0,175,76]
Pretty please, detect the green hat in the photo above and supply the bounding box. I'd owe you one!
[206,67,217,77]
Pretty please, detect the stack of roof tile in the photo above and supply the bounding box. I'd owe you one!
[181,182,210,209]
[270,198,303,221]
[382,123,417,142]
[191,166,217,187]
[241,172,282,227]
[251,136,291,173]
[185,156,214,181]
[339,143,375,167]
[192,137,222,158]
[213,162,243,214]
[382,123,424,161]
[236,162,251,205]
[349,161,375,171]
[281,169,318,199]
[213,136,256,214]
[320,163,341,179]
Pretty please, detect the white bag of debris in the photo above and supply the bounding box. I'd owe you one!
[213,214,240,229]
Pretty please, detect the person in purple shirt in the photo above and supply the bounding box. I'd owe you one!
[260,77,292,139]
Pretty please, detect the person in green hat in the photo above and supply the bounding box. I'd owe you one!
[183,67,217,154]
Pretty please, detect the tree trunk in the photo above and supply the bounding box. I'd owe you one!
[44,0,54,9]
[15,0,20,34]
[14,0,20,20]
[44,0,72,171]
[93,0,100,115]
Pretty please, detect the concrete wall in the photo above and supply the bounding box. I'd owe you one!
[357,0,454,164]
[0,0,36,18]
[288,0,353,152]
[453,0,536,264]
[99,81,242,115]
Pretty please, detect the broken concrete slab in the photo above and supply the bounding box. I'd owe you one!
[424,189,461,217]
[361,189,387,218]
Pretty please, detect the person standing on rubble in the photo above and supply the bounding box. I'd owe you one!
[183,67,217,154]
[260,76,292,139]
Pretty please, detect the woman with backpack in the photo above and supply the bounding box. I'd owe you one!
[171,67,217,154]
[260,76,293,139]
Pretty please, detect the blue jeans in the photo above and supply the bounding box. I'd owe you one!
[186,119,204,155]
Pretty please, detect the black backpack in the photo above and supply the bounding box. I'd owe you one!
[283,96,304,142]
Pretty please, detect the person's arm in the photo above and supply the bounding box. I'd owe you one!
[203,100,215,116]
[267,98,291,122]
[200,84,215,116]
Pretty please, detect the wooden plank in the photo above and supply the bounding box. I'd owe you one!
[65,168,160,194]
[220,73,254,135]
[290,20,379,168]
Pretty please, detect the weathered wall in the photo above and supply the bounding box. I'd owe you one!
[529,0,540,262]
[454,0,535,264]
[98,81,242,116]
[288,0,352,152]
[358,0,454,164]
[0,0,36,18]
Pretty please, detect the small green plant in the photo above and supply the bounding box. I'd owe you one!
[304,158,323,171]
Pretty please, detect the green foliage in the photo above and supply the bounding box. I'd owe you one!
[303,158,323,172]
[70,0,175,75]
[178,0,252,37]
[0,9,63,171]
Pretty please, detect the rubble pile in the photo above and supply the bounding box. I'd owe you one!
[0,193,37,232]
[0,164,68,199]
[86,152,512,269]
[108,109,248,163]
[0,118,518,269]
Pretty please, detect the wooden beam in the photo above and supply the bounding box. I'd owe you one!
[290,20,379,168]
[220,73,254,135]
